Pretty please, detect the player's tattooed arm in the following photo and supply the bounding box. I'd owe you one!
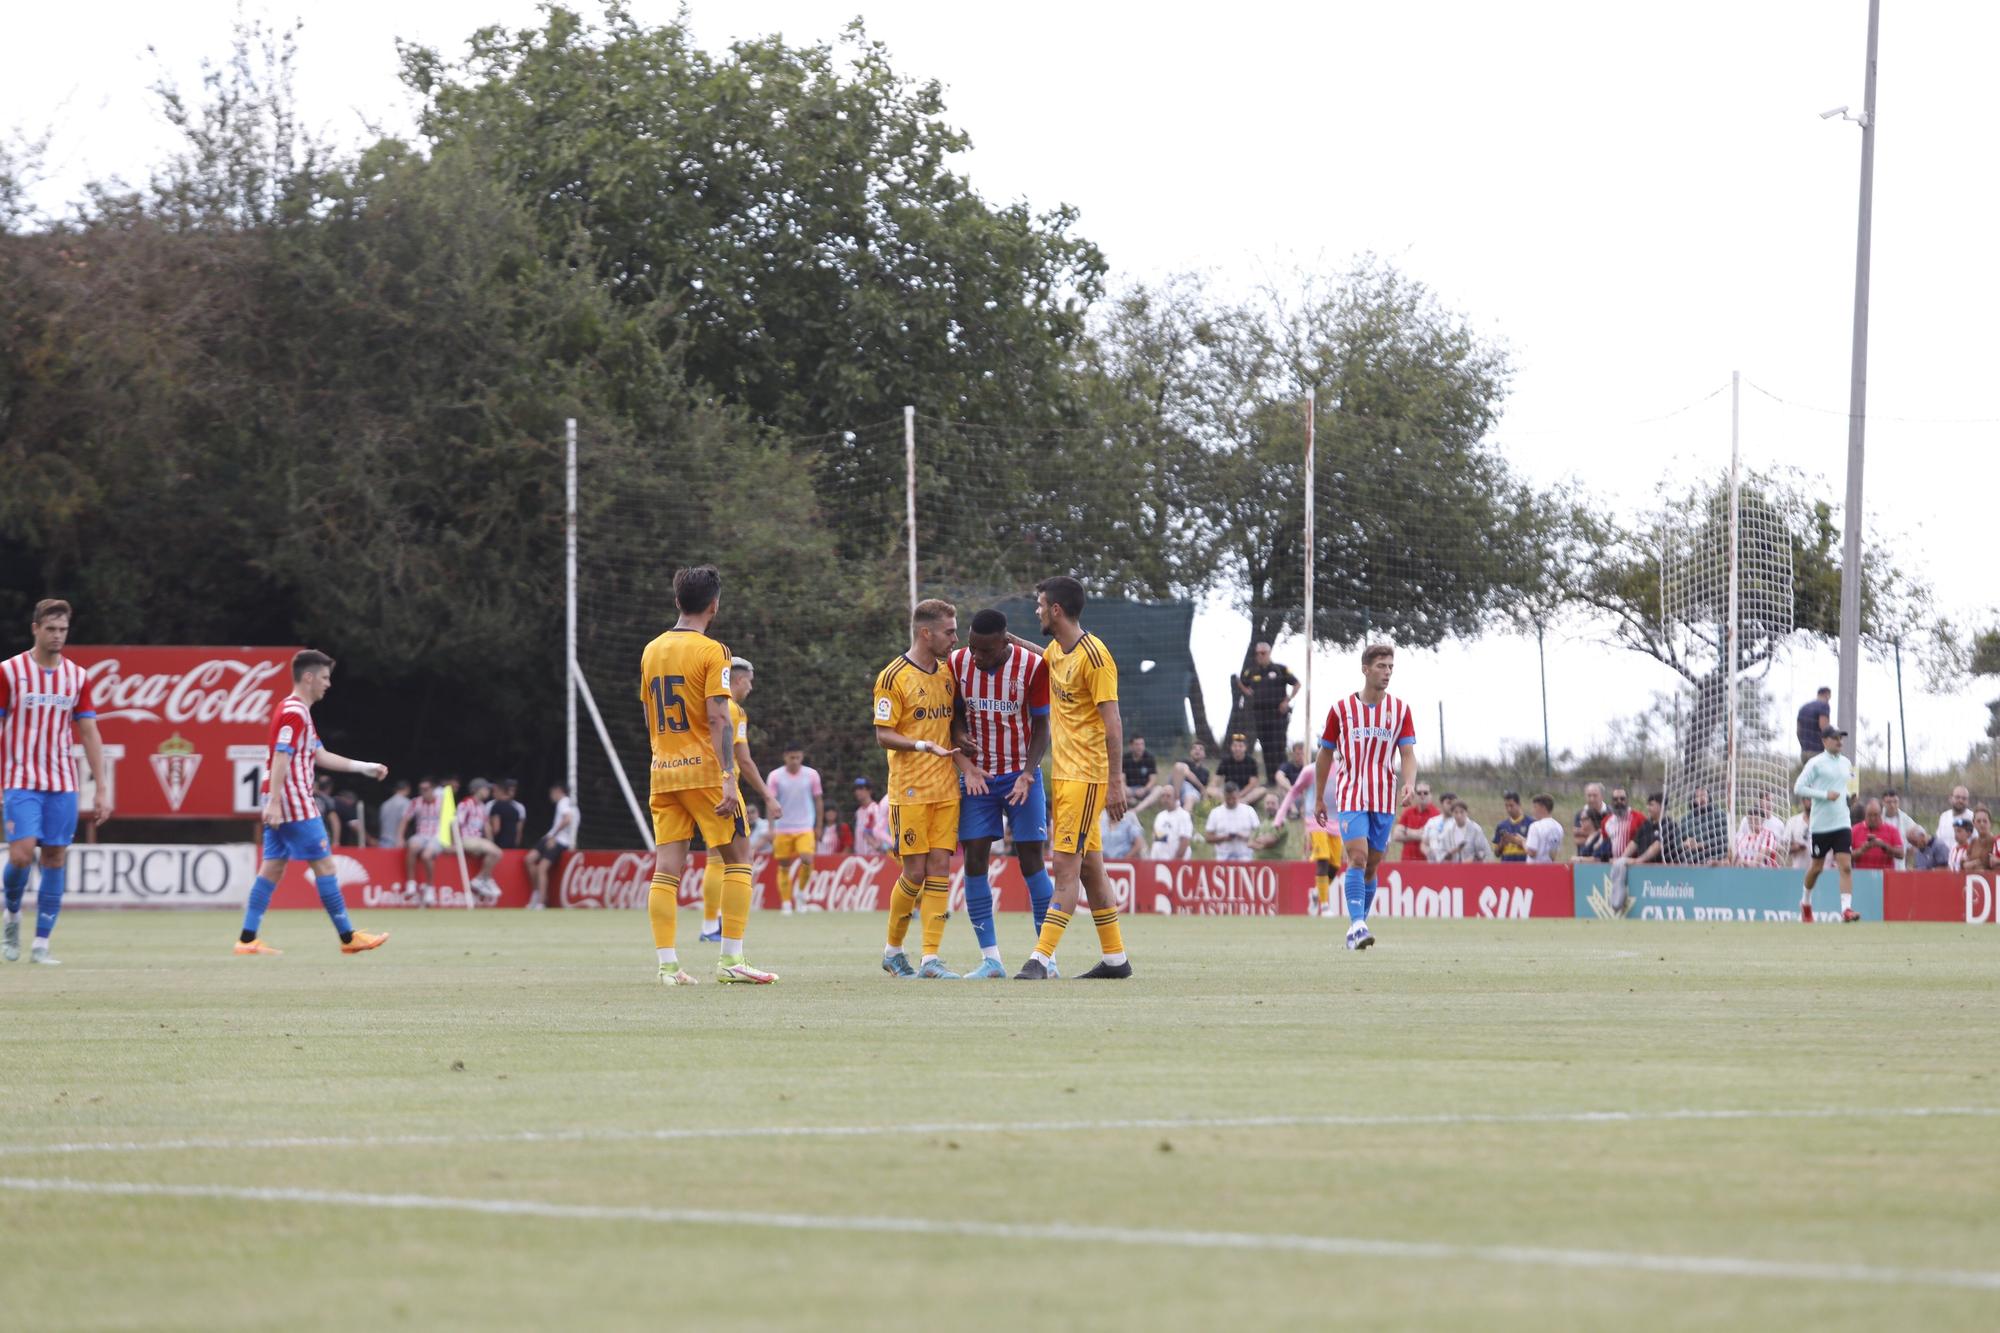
[705,696,741,818]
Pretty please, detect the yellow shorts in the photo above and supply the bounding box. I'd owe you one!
[651,787,744,850]
[1310,830,1345,864]
[1049,780,1104,855]
[772,831,817,861]
[889,800,959,857]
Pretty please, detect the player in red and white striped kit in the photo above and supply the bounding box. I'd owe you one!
[234,649,391,956]
[1311,644,1419,952]
[0,600,109,965]
[948,609,1054,977]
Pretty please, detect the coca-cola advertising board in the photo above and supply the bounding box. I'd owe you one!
[68,646,300,820]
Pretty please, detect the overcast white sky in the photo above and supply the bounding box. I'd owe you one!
[9,1,1998,776]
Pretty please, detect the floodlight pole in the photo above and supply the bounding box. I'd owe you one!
[1836,0,1880,738]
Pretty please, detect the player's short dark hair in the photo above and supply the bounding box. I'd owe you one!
[912,598,956,631]
[1532,793,1555,813]
[783,741,804,753]
[1361,643,1395,667]
[1502,790,1520,802]
[674,565,722,614]
[1035,576,1085,622]
[292,649,335,680]
[969,608,1008,636]
[1648,791,1664,804]
[31,599,71,626]
[1882,788,1899,799]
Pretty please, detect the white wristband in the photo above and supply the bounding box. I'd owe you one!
[914,740,938,755]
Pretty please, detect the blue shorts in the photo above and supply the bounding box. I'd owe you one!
[3,790,79,847]
[262,816,332,863]
[1338,811,1397,853]
[958,768,1049,846]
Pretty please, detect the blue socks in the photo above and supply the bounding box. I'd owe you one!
[965,873,997,951]
[2,862,26,914]
[34,864,64,940]
[316,873,353,937]
[1344,865,1370,923]
[241,875,277,938]
[1025,868,1055,933]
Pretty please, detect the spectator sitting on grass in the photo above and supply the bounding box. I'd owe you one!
[1124,736,1168,815]
[1169,741,1212,811]
[1249,794,1292,857]
[1275,741,1309,796]
[1524,795,1566,863]
[1149,798,1193,860]
[1213,734,1266,805]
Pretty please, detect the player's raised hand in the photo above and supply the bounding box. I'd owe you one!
[715,787,742,820]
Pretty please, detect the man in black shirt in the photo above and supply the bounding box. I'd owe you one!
[1125,736,1169,814]
[1214,734,1267,806]
[489,778,527,849]
[1236,642,1300,781]
[1796,687,1832,760]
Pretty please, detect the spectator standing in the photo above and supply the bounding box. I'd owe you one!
[331,788,363,846]
[1394,783,1441,861]
[1203,782,1261,861]
[1849,799,1904,871]
[1880,790,1922,869]
[1676,786,1727,865]
[852,778,892,856]
[1102,806,1143,859]
[1149,800,1193,860]
[1524,795,1565,863]
[1600,787,1646,859]
[1236,642,1301,781]
[1571,783,1610,844]
[1492,791,1532,862]
[489,779,526,849]
[816,804,850,856]
[1783,796,1814,870]
[1430,800,1490,862]
[1418,791,1459,861]
[523,782,577,910]
[376,778,412,851]
[1935,787,1974,850]
[1214,735,1266,805]
[1796,687,1832,760]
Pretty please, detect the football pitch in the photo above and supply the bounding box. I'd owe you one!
[2,911,1996,1331]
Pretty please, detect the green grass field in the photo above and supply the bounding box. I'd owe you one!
[2,910,1997,1331]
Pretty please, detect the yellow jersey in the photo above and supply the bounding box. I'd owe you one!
[640,628,733,794]
[728,698,749,751]
[872,653,959,806]
[1045,631,1119,783]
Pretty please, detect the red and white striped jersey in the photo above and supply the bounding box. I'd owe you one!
[408,794,443,842]
[949,645,1049,776]
[261,694,322,822]
[456,797,488,843]
[0,652,94,792]
[1320,692,1416,815]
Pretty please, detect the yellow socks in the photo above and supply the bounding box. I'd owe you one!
[783,859,809,907]
[886,877,920,949]
[920,877,950,957]
[1034,907,1071,960]
[720,862,753,947]
[1314,870,1331,910]
[1093,908,1125,960]
[649,872,679,956]
[701,858,723,926]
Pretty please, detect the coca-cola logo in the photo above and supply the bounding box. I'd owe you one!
[561,852,655,909]
[796,855,898,913]
[83,657,285,727]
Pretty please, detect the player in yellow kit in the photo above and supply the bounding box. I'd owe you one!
[1016,575,1132,979]
[872,598,980,979]
[699,656,776,943]
[639,566,776,986]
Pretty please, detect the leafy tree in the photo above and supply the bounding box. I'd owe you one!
[401,4,1104,437]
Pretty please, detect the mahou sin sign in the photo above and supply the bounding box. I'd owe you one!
[68,646,300,820]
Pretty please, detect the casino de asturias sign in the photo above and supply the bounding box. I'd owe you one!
[68,646,300,820]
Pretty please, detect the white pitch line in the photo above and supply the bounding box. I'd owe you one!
[0,1105,1996,1160]
[2,1175,1996,1294]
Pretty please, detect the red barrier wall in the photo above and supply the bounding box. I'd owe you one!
[1882,870,2000,924]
